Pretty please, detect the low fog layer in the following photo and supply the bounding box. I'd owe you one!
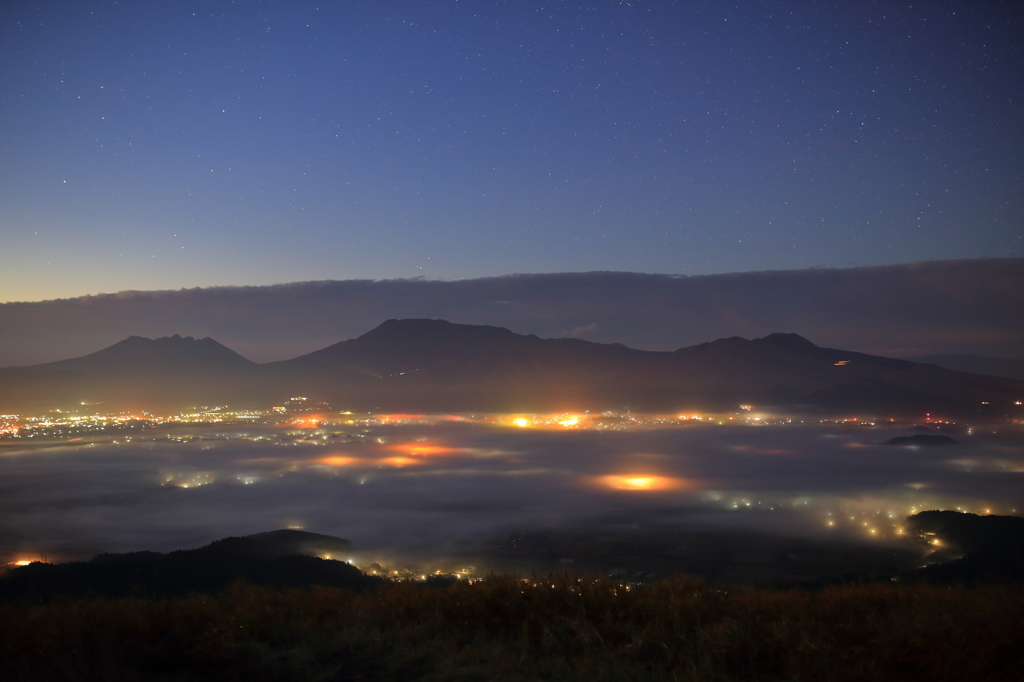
[1,423,1018,570]
[1,259,1021,367]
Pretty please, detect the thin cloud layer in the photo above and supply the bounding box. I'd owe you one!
[1,259,1020,367]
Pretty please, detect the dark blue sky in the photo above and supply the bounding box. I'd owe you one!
[2,0,1021,302]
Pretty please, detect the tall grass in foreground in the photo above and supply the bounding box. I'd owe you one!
[2,575,1021,681]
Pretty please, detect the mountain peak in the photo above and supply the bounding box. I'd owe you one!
[369,318,514,334]
[19,334,254,375]
[355,318,525,346]
[672,332,825,363]
[756,332,819,351]
[122,334,196,344]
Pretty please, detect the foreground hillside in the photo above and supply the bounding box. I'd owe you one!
[2,577,1022,682]
[3,513,1022,681]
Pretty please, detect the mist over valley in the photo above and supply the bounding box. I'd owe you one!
[3,407,1021,585]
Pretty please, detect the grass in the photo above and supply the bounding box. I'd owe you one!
[2,575,1022,681]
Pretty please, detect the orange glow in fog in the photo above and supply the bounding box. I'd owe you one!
[493,414,594,430]
[379,456,424,468]
[375,414,470,424]
[598,475,687,491]
[387,442,460,457]
[317,456,359,467]
[291,415,326,428]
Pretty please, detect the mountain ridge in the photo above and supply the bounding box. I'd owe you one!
[5,334,255,376]
[906,354,1024,380]
[1,319,1020,418]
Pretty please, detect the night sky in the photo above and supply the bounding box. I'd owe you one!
[2,1,1022,303]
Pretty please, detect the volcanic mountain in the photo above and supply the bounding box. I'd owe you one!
[258,318,656,411]
[257,321,1022,416]
[647,333,1012,415]
[10,334,255,376]
[0,335,256,412]
[0,319,1020,417]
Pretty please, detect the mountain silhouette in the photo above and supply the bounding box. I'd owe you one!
[0,530,373,602]
[0,335,256,412]
[907,511,1024,584]
[12,334,255,376]
[1,320,1020,417]
[646,331,1005,414]
[259,318,656,411]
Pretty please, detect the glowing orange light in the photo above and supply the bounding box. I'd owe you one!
[14,560,32,566]
[317,456,358,467]
[598,475,687,491]
[513,418,530,427]
[291,414,328,428]
[388,442,460,457]
[559,418,580,427]
[379,456,424,468]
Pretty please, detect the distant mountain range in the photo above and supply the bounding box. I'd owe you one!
[0,319,1020,418]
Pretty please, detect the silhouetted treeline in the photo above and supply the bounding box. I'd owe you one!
[0,530,377,603]
[905,511,1024,585]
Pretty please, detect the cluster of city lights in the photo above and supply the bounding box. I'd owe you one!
[6,399,1022,445]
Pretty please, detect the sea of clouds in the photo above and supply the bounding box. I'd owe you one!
[1,422,1019,569]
